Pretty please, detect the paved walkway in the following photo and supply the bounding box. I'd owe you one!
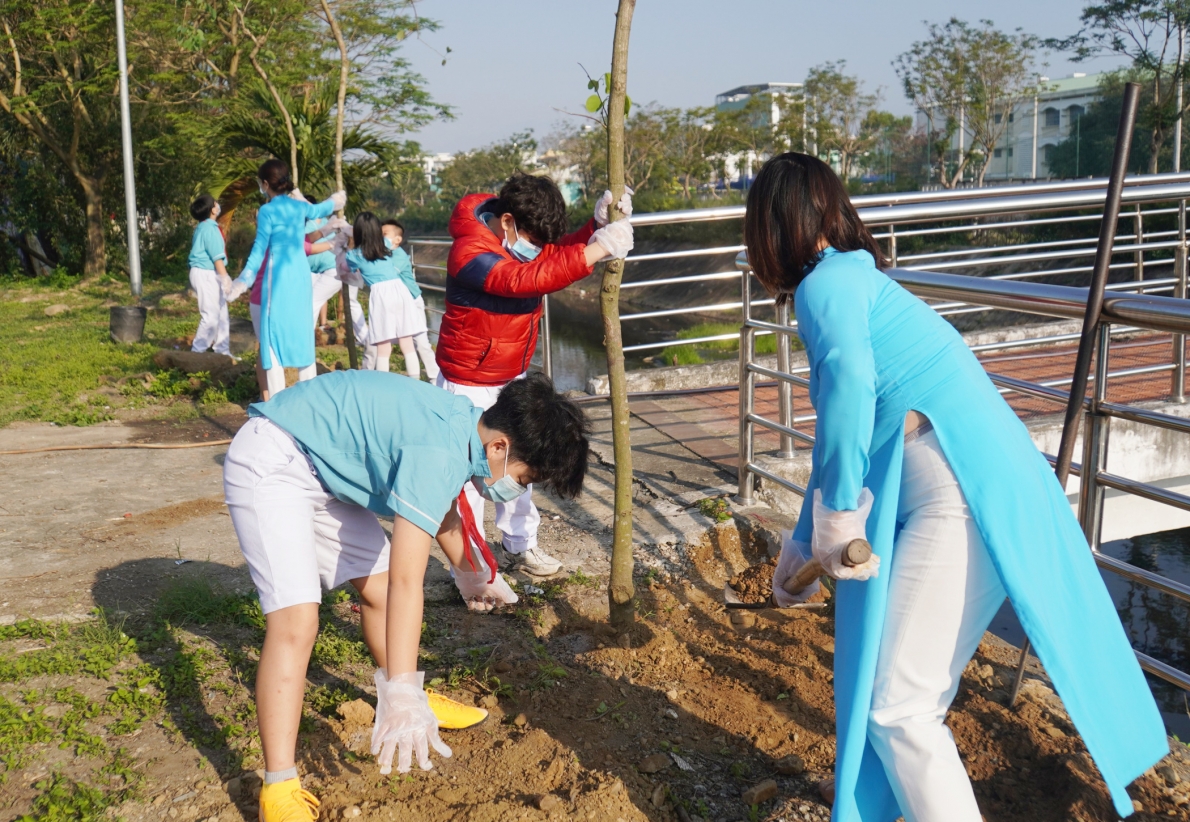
[629,334,1190,475]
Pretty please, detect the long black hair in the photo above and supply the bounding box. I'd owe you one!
[352,212,391,263]
[744,152,887,303]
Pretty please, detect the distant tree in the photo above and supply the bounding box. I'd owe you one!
[896,18,1043,186]
[210,83,412,215]
[1048,0,1189,173]
[856,111,919,184]
[434,131,539,202]
[660,107,717,198]
[805,61,881,179]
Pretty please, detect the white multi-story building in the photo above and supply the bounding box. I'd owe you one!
[714,82,803,185]
[421,152,455,190]
[923,73,1104,182]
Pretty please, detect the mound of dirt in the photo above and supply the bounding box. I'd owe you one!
[729,557,779,604]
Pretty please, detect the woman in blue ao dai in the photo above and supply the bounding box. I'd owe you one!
[744,153,1165,822]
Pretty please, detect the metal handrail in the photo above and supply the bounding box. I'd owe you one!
[736,252,1190,692]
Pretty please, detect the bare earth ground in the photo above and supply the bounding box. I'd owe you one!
[0,410,1189,822]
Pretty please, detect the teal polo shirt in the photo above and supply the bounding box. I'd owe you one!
[188,219,226,270]
[249,370,490,536]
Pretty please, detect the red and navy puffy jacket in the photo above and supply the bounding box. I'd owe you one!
[436,193,596,386]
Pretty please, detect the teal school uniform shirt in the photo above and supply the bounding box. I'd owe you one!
[188,219,226,270]
[249,370,489,536]
[345,247,400,287]
[305,218,337,274]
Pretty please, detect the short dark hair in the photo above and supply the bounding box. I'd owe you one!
[481,372,589,499]
[744,152,887,304]
[190,193,216,222]
[257,158,295,194]
[493,173,568,245]
[381,219,404,234]
[352,212,391,263]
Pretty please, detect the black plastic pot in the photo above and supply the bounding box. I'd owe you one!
[109,305,147,343]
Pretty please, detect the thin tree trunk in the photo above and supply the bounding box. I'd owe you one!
[604,0,636,628]
[319,0,359,369]
[79,174,106,278]
[236,9,299,185]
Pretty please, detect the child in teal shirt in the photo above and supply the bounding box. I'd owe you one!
[187,193,232,356]
[223,370,589,821]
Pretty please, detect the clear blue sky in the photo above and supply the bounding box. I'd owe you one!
[400,0,1125,154]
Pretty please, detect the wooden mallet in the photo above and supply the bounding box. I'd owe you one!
[782,538,873,596]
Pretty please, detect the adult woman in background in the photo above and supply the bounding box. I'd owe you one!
[227,159,345,397]
[746,152,1164,822]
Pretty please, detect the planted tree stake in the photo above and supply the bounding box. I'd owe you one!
[604,0,637,627]
[319,0,359,370]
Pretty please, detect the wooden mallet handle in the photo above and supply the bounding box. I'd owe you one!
[783,539,872,595]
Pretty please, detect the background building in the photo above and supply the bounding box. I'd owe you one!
[923,73,1104,183]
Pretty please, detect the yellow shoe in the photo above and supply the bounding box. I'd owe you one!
[258,778,319,822]
[427,690,489,729]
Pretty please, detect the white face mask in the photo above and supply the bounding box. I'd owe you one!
[471,443,527,503]
[506,218,541,261]
[211,202,221,220]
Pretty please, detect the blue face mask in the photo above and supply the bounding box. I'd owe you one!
[507,219,541,262]
[472,445,527,503]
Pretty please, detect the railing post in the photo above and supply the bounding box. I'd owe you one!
[776,299,796,459]
[541,293,553,379]
[1175,200,1187,403]
[1079,323,1112,550]
[1134,204,1145,290]
[737,260,756,506]
[888,224,898,267]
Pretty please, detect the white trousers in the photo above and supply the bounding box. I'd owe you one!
[434,373,539,553]
[867,429,1006,822]
[312,272,375,366]
[189,267,230,356]
[224,417,390,614]
[395,333,440,381]
[265,346,317,398]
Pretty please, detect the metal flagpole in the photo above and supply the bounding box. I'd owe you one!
[114,0,142,298]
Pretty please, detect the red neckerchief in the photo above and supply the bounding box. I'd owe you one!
[456,489,498,583]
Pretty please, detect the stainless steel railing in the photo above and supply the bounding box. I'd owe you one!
[408,175,1190,383]
[736,252,1190,693]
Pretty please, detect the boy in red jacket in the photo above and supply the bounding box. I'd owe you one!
[436,173,632,575]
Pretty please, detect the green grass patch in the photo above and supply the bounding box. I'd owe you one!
[154,574,265,631]
[656,321,790,366]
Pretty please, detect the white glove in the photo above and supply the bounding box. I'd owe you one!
[289,187,309,203]
[226,279,249,302]
[772,535,820,608]
[594,187,634,226]
[336,256,364,287]
[323,216,349,236]
[329,190,347,212]
[810,488,880,581]
[589,219,634,260]
[453,567,519,613]
[371,670,452,774]
[332,229,352,253]
[218,272,234,298]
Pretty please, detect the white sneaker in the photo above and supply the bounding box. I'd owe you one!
[510,546,562,577]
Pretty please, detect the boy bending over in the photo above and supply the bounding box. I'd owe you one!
[223,371,589,821]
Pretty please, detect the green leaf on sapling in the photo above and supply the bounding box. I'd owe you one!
[624,95,632,114]
[585,95,602,113]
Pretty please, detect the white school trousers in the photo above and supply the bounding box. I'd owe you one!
[312,272,374,369]
[189,267,230,356]
[224,417,390,614]
[434,373,539,554]
[867,429,1006,822]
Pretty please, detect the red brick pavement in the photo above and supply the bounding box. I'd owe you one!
[628,335,1190,475]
